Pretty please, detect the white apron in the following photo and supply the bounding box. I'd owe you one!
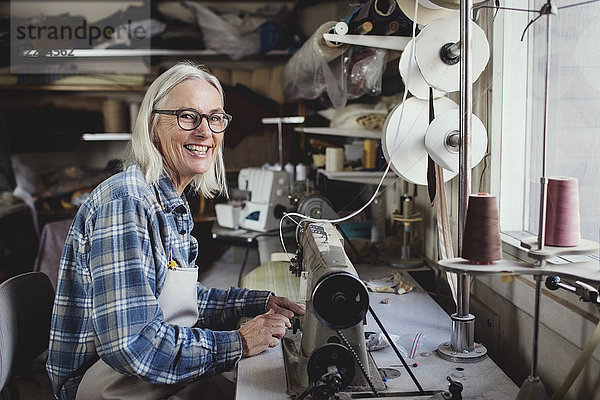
[76,266,234,400]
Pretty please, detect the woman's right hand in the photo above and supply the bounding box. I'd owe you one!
[237,310,291,357]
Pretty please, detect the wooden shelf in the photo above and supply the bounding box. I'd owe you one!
[82,133,131,141]
[322,33,410,51]
[295,127,381,139]
[63,48,291,57]
[0,84,146,92]
[317,169,398,186]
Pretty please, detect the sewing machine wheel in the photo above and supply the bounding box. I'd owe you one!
[307,343,356,387]
[312,272,369,330]
[297,194,337,220]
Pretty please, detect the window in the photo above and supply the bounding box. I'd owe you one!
[492,0,600,243]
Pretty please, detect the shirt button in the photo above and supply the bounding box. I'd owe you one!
[179,229,186,235]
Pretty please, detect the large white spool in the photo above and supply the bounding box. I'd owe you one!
[382,96,458,185]
[414,18,490,93]
[396,0,459,25]
[424,109,488,172]
[399,39,447,100]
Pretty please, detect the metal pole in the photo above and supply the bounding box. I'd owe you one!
[456,273,470,317]
[277,119,283,168]
[459,0,473,252]
[457,0,473,321]
[537,10,552,252]
[532,276,542,377]
[532,5,553,380]
[438,0,486,362]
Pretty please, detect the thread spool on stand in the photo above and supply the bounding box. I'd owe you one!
[461,193,502,264]
[438,193,493,362]
[545,177,580,247]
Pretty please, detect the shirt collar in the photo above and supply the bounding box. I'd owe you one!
[155,173,187,214]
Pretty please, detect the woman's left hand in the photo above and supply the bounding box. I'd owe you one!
[267,295,306,318]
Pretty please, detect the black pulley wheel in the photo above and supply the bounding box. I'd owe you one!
[312,272,369,330]
[307,343,356,387]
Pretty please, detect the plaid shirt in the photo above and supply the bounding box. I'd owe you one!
[47,164,271,399]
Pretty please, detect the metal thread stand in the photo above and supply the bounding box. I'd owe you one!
[515,3,555,399]
[261,116,305,169]
[437,0,487,363]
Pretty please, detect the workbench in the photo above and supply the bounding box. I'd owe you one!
[237,261,519,400]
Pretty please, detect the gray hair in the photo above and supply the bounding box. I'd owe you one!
[126,61,228,198]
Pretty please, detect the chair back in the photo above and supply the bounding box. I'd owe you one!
[0,272,55,390]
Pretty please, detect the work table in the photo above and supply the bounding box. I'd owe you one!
[237,262,519,400]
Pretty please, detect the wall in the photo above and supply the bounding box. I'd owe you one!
[474,270,600,399]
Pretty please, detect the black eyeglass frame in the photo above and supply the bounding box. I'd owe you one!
[152,109,233,133]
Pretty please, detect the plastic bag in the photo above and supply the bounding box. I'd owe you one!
[282,21,349,106]
[347,47,389,98]
[365,331,427,358]
[184,2,262,60]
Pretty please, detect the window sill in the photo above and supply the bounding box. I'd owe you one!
[471,232,600,358]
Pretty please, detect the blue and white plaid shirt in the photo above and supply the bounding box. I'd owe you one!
[47,164,271,399]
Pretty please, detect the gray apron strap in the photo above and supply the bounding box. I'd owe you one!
[76,266,200,400]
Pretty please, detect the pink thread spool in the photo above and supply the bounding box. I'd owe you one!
[545,177,580,247]
[461,193,502,264]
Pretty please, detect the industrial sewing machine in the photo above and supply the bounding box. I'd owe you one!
[282,221,463,400]
[283,221,385,399]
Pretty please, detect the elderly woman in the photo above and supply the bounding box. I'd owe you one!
[46,61,304,400]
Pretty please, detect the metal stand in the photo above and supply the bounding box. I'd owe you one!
[437,0,488,363]
[390,183,423,268]
[514,274,549,400]
[515,4,555,399]
[261,116,305,169]
[438,274,487,362]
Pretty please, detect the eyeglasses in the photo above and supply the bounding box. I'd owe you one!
[152,109,232,133]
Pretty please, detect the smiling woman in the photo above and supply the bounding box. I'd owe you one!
[45,61,305,400]
[129,62,229,200]
[152,78,226,195]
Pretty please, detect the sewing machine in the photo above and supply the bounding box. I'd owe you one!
[283,221,387,398]
[215,168,290,232]
[280,222,470,400]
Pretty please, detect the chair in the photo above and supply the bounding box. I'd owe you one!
[33,218,72,290]
[0,272,55,398]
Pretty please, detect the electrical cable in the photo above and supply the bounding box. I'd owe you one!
[336,226,365,263]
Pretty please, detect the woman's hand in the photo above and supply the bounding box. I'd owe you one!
[266,295,306,318]
[237,310,291,357]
